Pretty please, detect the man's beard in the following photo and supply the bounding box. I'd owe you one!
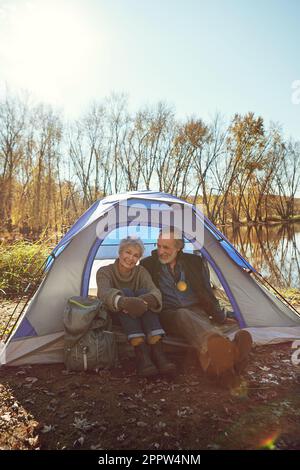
[158,251,178,265]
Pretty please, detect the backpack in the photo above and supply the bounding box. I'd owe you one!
[63,296,118,371]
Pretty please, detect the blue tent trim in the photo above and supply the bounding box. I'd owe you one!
[54,199,101,253]
[219,240,253,271]
[12,317,37,340]
[202,212,256,272]
[81,236,104,297]
[45,247,66,272]
[201,247,246,328]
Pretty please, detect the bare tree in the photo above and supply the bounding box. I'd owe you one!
[272,139,300,219]
[68,103,106,208]
[0,93,27,225]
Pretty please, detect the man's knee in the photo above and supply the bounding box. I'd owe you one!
[175,308,196,324]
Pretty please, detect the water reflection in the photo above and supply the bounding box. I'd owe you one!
[222,223,300,289]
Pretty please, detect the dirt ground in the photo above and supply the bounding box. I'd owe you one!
[0,340,299,451]
[1,299,300,451]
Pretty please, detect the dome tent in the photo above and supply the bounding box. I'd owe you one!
[1,190,300,366]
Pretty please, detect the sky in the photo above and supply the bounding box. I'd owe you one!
[0,0,299,140]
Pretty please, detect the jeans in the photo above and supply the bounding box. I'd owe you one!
[113,288,165,341]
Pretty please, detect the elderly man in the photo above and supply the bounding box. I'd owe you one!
[140,228,252,385]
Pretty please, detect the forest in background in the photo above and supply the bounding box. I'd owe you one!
[1,91,300,240]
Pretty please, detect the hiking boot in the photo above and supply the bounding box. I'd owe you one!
[199,334,236,378]
[134,342,158,378]
[150,341,176,375]
[232,330,253,374]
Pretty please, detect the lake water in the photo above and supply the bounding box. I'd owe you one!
[222,223,300,290]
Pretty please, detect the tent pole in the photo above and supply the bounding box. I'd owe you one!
[0,253,55,343]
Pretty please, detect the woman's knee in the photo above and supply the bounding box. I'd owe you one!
[121,288,135,297]
[121,288,148,297]
[136,288,148,296]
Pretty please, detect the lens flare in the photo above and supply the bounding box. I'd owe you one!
[258,431,279,450]
[230,379,249,398]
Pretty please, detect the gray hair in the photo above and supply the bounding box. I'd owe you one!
[159,227,184,250]
[118,236,145,257]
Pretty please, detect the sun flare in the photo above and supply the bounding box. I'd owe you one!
[0,0,97,105]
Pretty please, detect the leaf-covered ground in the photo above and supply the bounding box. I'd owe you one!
[1,299,300,450]
[0,341,299,450]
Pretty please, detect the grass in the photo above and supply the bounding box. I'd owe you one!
[0,240,52,299]
[279,288,300,306]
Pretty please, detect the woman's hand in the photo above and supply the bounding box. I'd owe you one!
[118,296,148,318]
[138,293,158,310]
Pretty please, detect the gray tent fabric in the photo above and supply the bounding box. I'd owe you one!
[1,190,300,366]
[197,233,299,327]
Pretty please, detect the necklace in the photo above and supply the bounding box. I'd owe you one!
[176,269,188,292]
[176,280,188,292]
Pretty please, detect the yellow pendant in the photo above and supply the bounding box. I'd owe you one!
[177,280,188,292]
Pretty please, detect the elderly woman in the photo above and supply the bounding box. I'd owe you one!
[96,236,176,377]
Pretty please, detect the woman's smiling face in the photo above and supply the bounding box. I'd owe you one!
[118,245,141,272]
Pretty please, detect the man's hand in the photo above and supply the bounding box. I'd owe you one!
[118,296,148,318]
[224,317,238,325]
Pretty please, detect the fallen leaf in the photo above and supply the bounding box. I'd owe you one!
[2,412,11,422]
[28,436,39,447]
[137,421,147,428]
[72,416,96,432]
[90,443,103,450]
[41,424,55,433]
[73,436,85,448]
[25,377,38,384]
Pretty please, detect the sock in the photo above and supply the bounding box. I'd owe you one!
[148,335,162,345]
[130,337,144,347]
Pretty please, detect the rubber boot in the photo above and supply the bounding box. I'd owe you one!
[150,340,176,375]
[134,342,158,377]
